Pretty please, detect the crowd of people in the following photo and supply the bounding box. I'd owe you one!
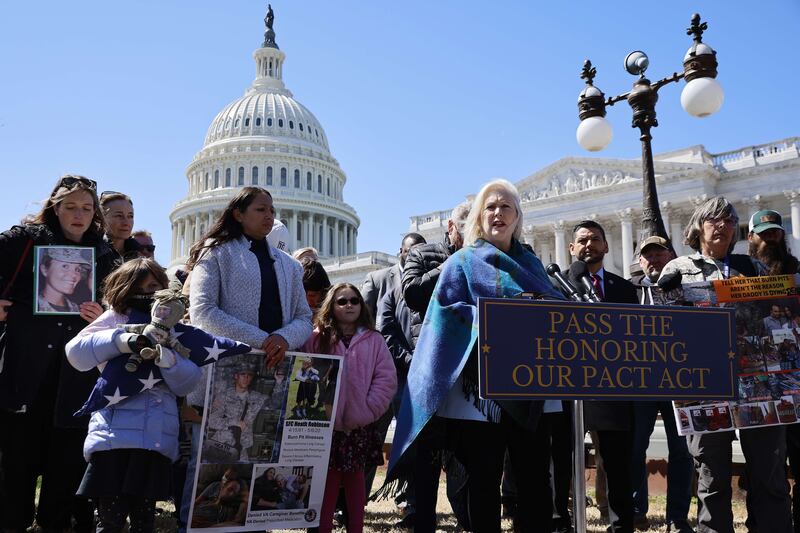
[1,174,799,533]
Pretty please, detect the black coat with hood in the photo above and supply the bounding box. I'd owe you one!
[0,223,117,427]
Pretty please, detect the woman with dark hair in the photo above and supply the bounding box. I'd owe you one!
[100,191,141,262]
[188,186,313,364]
[0,174,117,533]
[181,187,313,529]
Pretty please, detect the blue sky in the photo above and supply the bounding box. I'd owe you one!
[1,1,798,263]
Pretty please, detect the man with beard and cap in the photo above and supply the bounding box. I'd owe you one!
[628,237,695,533]
[747,209,800,533]
[563,220,638,533]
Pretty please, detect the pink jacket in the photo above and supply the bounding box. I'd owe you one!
[304,327,397,432]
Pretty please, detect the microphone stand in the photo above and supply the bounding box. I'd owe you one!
[547,264,590,533]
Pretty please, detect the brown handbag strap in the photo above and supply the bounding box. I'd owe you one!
[1,239,33,299]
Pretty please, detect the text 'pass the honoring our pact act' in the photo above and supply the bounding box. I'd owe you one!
[478,298,737,401]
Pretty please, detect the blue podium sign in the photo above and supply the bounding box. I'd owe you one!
[478,298,738,400]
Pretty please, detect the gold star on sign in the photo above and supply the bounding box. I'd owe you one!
[482,344,491,354]
[727,351,736,359]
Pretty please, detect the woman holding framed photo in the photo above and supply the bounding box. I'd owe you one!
[0,174,117,533]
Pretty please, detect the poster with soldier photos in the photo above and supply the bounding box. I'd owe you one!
[33,245,95,315]
[188,351,342,531]
[672,275,800,435]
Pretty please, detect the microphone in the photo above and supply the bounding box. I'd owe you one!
[568,261,601,303]
[657,271,683,292]
[546,263,584,302]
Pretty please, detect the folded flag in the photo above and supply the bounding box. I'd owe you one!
[76,315,251,416]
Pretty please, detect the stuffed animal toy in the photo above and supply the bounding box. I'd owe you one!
[123,280,190,372]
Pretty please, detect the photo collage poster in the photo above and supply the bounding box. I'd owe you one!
[673,274,800,435]
[188,351,342,531]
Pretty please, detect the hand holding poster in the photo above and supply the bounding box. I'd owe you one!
[672,274,800,435]
[189,351,342,531]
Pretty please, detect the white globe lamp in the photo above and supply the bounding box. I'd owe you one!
[576,116,613,152]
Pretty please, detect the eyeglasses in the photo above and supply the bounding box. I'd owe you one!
[56,176,97,190]
[140,245,156,252]
[706,217,738,228]
[335,297,361,306]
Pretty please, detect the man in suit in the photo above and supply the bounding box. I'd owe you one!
[361,233,426,326]
[565,220,638,533]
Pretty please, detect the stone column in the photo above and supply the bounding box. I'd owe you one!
[523,224,535,249]
[321,217,329,256]
[744,195,763,220]
[617,208,634,279]
[171,222,178,261]
[553,221,567,269]
[540,240,552,266]
[785,190,800,251]
[182,218,192,258]
[333,220,340,257]
[290,210,298,250]
[605,224,618,275]
[670,213,684,256]
[194,214,202,243]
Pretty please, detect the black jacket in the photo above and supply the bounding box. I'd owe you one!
[0,223,117,426]
[378,285,422,379]
[401,240,456,317]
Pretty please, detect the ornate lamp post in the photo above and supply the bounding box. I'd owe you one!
[576,13,724,243]
[569,15,723,533]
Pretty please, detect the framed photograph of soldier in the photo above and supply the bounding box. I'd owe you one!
[673,275,800,435]
[32,245,95,315]
[189,352,342,531]
[201,354,291,465]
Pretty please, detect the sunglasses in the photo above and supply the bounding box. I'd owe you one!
[100,190,124,200]
[335,297,361,306]
[140,245,156,252]
[56,176,97,190]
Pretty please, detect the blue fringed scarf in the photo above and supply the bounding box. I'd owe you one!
[385,238,563,481]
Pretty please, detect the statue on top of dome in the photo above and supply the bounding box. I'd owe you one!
[265,4,274,30]
[263,4,279,49]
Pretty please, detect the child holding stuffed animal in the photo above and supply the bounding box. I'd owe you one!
[303,282,397,533]
[65,258,202,532]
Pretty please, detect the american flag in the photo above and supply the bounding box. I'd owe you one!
[75,310,252,416]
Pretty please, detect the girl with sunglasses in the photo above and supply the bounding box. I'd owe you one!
[0,174,118,532]
[100,191,141,262]
[303,282,397,533]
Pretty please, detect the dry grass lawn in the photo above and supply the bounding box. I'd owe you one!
[149,467,752,532]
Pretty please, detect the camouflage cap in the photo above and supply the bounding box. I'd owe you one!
[234,362,257,375]
[45,247,92,267]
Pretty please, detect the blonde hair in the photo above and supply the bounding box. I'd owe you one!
[463,179,522,247]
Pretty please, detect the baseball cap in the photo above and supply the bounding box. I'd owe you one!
[748,209,783,234]
[638,236,670,254]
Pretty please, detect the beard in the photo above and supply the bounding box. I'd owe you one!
[749,239,799,276]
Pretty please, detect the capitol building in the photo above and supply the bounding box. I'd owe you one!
[169,12,360,266]
[410,137,800,278]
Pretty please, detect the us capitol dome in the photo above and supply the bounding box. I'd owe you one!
[169,7,360,265]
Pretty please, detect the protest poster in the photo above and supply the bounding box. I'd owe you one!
[672,274,800,436]
[188,351,342,531]
[33,245,95,315]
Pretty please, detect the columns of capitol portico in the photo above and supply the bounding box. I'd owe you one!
[617,208,634,279]
[786,189,800,251]
[553,220,567,270]
[322,217,329,257]
[333,220,340,257]
[290,210,298,250]
[171,222,178,261]
[743,195,763,220]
